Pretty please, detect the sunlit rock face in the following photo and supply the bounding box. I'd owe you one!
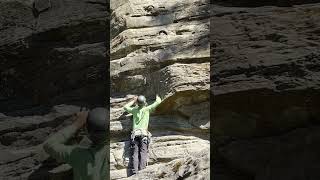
[110,0,210,179]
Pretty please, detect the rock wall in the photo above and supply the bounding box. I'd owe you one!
[0,105,84,180]
[110,0,210,179]
[212,2,320,180]
[2,0,320,179]
[0,0,107,115]
[0,0,107,179]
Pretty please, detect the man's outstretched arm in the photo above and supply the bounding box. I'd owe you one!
[147,95,162,112]
[124,96,137,113]
[43,111,88,163]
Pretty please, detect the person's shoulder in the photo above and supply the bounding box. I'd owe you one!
[131,106,139,111]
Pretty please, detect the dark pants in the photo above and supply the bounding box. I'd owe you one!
[130,136,149,175]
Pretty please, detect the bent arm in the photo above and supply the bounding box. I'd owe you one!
[43,124,78,163]
[124,100,136,113]
[147,95,162,112]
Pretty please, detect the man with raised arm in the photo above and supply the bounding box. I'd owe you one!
[124,95,162,175]
[43,107,108,180]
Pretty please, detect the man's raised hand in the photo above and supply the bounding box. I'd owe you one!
[156,94,161,101]
[74,111,89,129]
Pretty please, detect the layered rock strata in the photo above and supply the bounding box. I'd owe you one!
[211,2,320,179]
[110,0,210,179]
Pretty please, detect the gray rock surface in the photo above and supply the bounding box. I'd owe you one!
[212,2,320,180]
[0,0,107,114]
[120,149,210,180]
[0,0,107,179]
[0,105,81,180]
[212,3,320,136]
[219,126,320,180]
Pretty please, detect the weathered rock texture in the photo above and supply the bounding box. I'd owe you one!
[0,105,84,180]
[212,2,320,180]
[110,0,210,179]
[0,0,107,115]
[0,0,107,179]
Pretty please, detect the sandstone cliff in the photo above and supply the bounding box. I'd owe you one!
[0,0,211,179]
[110,0,210,179]
[4,0,319,179]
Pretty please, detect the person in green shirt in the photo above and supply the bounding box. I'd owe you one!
[43,107,108,180]
[124,95,162,175]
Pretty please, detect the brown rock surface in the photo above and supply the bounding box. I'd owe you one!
[110,0,210,179]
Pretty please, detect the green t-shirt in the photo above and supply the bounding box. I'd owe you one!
[43,125,108,180]
[124,96,162,131]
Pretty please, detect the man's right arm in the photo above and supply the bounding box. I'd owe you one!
[43,124,78,163]
[43,111,87,163]
[124,97,137,113]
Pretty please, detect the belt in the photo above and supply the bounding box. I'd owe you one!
[131,129,152,140]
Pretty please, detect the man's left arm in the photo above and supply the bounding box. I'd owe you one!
[147,95,162,112]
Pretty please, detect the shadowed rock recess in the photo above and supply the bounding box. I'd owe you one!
[110,0,210,179]
[212,2,320,180]
[0,0,107,179]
